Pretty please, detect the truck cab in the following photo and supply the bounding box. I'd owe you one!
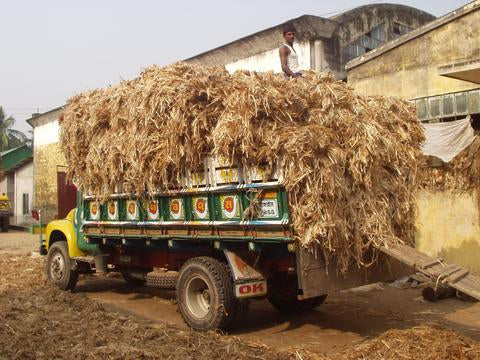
[0,193,12,232]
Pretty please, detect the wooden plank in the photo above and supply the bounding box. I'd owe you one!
[419,258,444,269]
[445,268,469,284]
[297,247,412,299]
[375,243,480,301]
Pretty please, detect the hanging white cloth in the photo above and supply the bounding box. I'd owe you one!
[421,116,474,163]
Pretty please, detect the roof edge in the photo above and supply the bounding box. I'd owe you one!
[346,0,480,71]
[185,14,337,63]
[26,105,64,128]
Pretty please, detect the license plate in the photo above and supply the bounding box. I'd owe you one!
[235,280,267,298]
[259,199,278,218]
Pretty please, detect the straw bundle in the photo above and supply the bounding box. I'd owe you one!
[419,136,480,190]
[60,62,424,274]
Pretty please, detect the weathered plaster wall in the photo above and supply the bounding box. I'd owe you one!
[188,6,433,80]
[416,190,480,273]
[31,114,65,223]
[347,8,480,98]
[14,161,33,225]
[330,4,434,79]
[225,40,311,73]
[33,142,66,222]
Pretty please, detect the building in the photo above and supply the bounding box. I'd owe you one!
[0,145,33,226]
[347,1,480,121]
[27,108,77,223]
[187,4,435,79]
[346,1,480,272]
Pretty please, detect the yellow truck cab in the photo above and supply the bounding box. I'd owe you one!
[0,193,12,232]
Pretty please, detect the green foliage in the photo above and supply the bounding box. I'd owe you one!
[0,106,30,151]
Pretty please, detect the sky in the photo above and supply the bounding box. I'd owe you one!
[0,0,470,134]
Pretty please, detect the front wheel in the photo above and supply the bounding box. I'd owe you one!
[177,257,237,332]
[1,217,8,232]
[46,241,78,291]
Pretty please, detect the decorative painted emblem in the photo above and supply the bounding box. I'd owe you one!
[169,198,183,220]
[107,201,118,220]
[193,197,208,219]
[90,202,100,220]
[147,200,159,220]
[221,195,239,219]
[126,200,138,220]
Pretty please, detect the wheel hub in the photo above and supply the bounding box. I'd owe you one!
[185,275,212,319]
[50,253,65,281]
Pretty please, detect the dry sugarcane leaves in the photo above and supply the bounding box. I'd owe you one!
[60,62,424,274]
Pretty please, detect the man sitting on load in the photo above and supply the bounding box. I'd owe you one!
[279,25,302,78]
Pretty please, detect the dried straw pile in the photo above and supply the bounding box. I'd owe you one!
[330,325,480,360]
[61,62,424,274]
[420,136,480,190]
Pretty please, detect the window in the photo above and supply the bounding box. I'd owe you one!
[415,89,480,122]
[393,22,412,38]
[22,193,29,215]
[345,23,386,62]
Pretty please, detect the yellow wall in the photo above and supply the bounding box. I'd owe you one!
[348,8,480,99]
[416,190,480,273]
[34,142,67,223]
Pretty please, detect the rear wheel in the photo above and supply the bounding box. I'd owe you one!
[177,257,237,332]
[268,273,327,313]
[46,241,78,291]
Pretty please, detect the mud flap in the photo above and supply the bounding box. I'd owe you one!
[223,249,267,299]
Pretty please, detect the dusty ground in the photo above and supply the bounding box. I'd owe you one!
[0,230,38,255]
[1,231,480,359]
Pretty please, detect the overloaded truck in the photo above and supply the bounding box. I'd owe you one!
[42,158,410,331]
[42,63,480,332]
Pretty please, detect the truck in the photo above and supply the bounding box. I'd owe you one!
[42,157,416,331]
[0,193,12,232]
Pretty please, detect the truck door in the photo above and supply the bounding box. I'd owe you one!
[57,169,77,219]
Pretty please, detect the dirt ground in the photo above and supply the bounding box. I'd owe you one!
[0,230,38,255]
[1,231,480,359]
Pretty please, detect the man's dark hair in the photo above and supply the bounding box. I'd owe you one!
[282,24,296,35]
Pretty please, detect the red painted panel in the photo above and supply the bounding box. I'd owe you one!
[57,171,77,219]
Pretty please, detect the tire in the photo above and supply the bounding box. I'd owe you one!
[122,271,147,286]
[146,271,178,289]
[177,257,237,332]
[1,217,8,232]
[268,273,327,313]
[46,241,78,291]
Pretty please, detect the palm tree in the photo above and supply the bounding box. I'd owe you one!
[0,107,28,151]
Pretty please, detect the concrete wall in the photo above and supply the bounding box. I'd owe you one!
[347,7,480,98]
[225,40,311,73]
[13,162,33,225]
[416,190,480,273]
[330,4,434,79]
[6,174,14,212]
[188,6,434,80]
[31,110,66,223]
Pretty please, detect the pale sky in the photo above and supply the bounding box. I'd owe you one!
[0,0,470,134]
